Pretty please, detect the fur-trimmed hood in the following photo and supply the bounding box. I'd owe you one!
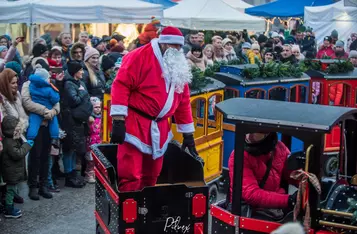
[70,42,85,61]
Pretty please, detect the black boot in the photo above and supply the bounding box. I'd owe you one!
[65,172,85,188]
[28,188,40,200]
[38,186,53,199]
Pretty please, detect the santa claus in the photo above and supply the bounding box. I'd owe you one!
[110,26,197,192]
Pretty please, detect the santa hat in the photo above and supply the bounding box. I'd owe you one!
[158,26,184,46]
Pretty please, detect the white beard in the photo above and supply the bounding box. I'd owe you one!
[163,48,192,94]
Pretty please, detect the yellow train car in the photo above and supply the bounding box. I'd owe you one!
[102,78,226,204]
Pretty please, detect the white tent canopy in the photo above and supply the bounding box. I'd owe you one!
[223,0,253,12]
[0,0,32,24]
[305,1,357,47]
[31,0,163,24]
[162,0,265,31]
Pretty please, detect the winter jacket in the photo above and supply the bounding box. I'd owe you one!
[29,74,60,110]
[87,114,101,150]
[301,36,316,53]
[0,91,28,138]
[224,48,237,61]
[138,23,159,46]
[186,52,206,72]
[22,57,49,87]
[83,65,106,100]
[0,45,16,73]
[62,76,92,153]
[21,81,60,119]
[335,51,349,60]
[1,116,32,185]
[228,141,291,209]
[247,50,262,64]
[316,45,336,59]
[329,83,343,105]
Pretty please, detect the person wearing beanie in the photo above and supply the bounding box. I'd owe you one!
[27,66,60,156]
[347,33,357,52]
[90,36,106,55]
[257,34,268,48]
[238,42,252,63]
[5,61,22,78]
[85,97,102,183]
[137,16,160,47]
[284,36,296,45]
[228,133,298,215]
[264,48,275,63]
[316,36,336,59]
[248,42,262,64]
[0,37,22,73]
[40,33,52,51]
[32,43,48,58]
[83,47,105,100]
[61,60,92,188]
[110,26,197,192]
[222,38,237,61]
[331,29,338,44]
[101,55,116,93]
[301,28,316,54]
[334,40,349,60]
[349,50,357,67]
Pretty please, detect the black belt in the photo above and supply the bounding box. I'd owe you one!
[129,106,164,122]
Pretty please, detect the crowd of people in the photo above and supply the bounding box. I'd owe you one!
[0,17,356,221]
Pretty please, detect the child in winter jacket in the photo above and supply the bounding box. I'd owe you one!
[26,67,60,148]
[1,115,32,218]
[85,97,102,183]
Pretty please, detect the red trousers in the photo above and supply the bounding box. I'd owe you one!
[117,142,164,192]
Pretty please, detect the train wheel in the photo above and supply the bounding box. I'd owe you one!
[209,184,218,205]
[324,156,338,176]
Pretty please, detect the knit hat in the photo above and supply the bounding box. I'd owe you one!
[324,36,332,43]
[284,36,296,45]
[32,43,48,57]
[84,47,100,62]
[0,46,7,53]
[109,38,118,48]
[335,40,344,47]
[242,42,251,49]
[306,27,313,33]
[40,33,52,47]
[112,33,126,42]
[331,29,338,39]
[158,26,185,46]
[271,32,279,38]
[34,66,50,81]
[222,38,232,47]
[151,16,161,26]
[67,61,83,76]
[90,36,103,48]
[5,61,22,77]
[251,43,260,51]
[245,133,269,144]
[101,55,115,72]
[349,50,357,58]
[258,34,268,44]
[90,97,101,107]
[51,46,62,53]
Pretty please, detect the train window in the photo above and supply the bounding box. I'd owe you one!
[328,83,351,107]
[191,98,206,138]
[290,86,307,103]
[245,89,266,99]
[224,88,239,100]
[207,94,223,134]
[312,82,322,104]
[268,87,287,101]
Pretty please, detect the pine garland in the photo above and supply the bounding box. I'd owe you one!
[189,67,213,91]
[300,59,354,74]
[241,61,303,79]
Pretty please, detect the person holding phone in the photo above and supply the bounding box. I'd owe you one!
[47,46,64,82]
[0,37,23,73]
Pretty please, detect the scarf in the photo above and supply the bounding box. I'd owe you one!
[244,132,278,156]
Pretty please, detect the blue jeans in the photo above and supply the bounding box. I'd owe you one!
[27,113,59,140]
[62,150,76,174]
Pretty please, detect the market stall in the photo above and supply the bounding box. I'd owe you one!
[162,0,265,32]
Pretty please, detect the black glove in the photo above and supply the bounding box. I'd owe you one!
[110,120,126,144]
[288,191,298,210]
[181,133,198,156]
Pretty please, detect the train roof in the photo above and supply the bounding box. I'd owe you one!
[215,98,357,133]
[190,77,226,96]
[306,68,357,80]
[215,64,310,86]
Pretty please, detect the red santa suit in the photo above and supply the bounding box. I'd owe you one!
[110,27,195,191]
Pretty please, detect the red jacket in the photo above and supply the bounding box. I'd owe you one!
[329,83,343,105]
[138,23,158,45]
[229,141,291,209]
[316,45,336,59]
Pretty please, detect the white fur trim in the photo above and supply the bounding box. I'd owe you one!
[110,105,128,117]
[159,35,185,46]
[176,123,195,133]
[125,131,174,159]
[151,38,170,92]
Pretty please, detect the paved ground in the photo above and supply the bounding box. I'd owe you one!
[1,179,95,234]
[1,179,225,234]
